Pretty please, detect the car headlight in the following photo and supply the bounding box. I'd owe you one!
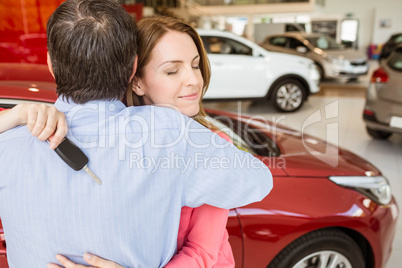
[329,176,392,205]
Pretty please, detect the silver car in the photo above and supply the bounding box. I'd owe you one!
[364,44,402,139]
[197,29,320,112]
[260,32,369,80]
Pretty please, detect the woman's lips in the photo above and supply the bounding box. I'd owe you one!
[180,92,199,100]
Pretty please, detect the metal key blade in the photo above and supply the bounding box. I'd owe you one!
[83,165,102,185]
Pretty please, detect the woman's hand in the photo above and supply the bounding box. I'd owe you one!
[47,253,124,268]
[16,103,67,149]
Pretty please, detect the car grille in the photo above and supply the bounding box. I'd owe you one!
[351,60,367,66]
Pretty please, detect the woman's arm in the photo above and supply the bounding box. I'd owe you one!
[48,207,233,268]
[0,103,67,149]
[165,131,235,268]
[165,205,234,268]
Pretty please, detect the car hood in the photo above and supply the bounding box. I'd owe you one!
[0,63,54,82]
[245,118,380,178]
[262,49,313,65]
[324,49,367,62]
[0,81,57,103]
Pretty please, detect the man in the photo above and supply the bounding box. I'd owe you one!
[0,0,272,267]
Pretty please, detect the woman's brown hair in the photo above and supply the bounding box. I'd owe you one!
[126,15,219,131]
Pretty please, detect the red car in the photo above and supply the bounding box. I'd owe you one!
[0,64,399,268]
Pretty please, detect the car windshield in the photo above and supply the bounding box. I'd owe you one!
[387,48,402,71]
[206,114,280,157]
[390,34,402,44]
[306,35,344,50]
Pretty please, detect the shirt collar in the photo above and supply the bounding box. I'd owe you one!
[54,96,126,114]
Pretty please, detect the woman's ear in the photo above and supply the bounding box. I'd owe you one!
[132,77,145,96]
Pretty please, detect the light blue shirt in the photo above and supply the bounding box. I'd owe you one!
[0,98,272,268]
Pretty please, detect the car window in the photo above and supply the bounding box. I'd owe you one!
[288,38,306,49]
[201,36,252,56]
[387,48,402,71]
[268,36,287,47]
[286,24,304,32]
[306,35,343,50]
[394,35,402,44]
[0,101,17,109]
[207,113,280,157]
[206,116,255,154]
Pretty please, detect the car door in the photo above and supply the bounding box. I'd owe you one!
[201,36,269,99]
[0,220,8,267]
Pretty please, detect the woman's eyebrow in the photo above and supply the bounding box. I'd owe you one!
[158,60,182,68]
[159,55,200,67]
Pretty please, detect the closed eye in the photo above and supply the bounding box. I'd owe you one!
[167,70,178,75]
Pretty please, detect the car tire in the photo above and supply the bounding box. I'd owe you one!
[270,78,306,112]
[267,229,365,268]
[366,127,392,139]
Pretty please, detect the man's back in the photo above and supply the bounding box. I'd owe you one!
[0,99,272,267]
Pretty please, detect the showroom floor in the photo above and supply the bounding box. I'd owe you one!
[204,60,402,268]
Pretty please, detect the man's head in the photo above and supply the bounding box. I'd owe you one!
[47,0,138,104]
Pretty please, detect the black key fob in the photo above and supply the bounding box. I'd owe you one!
[54,138,88,171]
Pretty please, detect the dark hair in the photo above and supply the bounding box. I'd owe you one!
[126,15,217,131]
[47,0,138,104]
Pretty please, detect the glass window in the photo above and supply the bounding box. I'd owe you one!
[207,113,281,157]
[0,103,15,109]
[202,36,252,56]
[387,48,402,71]
[306,35,344,50]
[268,37,287,47]
[394,35,402,44]
[288,38,305,49]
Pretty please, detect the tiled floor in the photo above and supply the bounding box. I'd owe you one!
[203,61,402,267]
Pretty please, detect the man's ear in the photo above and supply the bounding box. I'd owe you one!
[129,55,138,82]
[47,52,55,79]
[132,76,145,96]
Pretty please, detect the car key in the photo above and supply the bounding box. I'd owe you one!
[52,137,102,185]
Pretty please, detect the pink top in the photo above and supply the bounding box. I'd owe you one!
[165,131,235,268]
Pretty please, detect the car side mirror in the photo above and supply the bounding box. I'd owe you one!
[296,46,307,53]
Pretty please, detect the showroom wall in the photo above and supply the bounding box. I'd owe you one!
[171,0,402,52]
[320,0,402,49]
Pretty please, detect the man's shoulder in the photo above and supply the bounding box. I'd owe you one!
[0,125,30,142]
[122,105,193,130]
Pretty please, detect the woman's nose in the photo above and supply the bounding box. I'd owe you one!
[184,68,201,86]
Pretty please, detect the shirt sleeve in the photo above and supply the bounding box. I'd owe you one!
[165,131,235,268]
[181,119,273,210]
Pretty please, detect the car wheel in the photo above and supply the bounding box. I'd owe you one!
[366,127,392,139]
[270,78,305,112]
[267,229,365,268]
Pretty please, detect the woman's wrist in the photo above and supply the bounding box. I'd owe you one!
[13,103,28,125]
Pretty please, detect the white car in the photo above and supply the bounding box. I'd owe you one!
[197,29,320,112]
[260,32,369,80]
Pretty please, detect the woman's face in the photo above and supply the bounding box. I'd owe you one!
[134,30,203,117]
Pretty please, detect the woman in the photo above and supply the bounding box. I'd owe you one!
[2,16,235,268]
